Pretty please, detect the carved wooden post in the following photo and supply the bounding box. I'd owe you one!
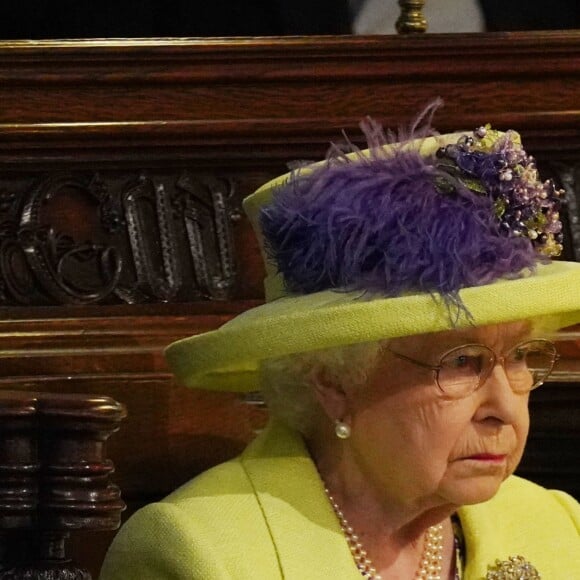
[396,0,428,34]
[0,391,126,580]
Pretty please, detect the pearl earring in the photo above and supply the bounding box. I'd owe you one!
[334,420,351,439]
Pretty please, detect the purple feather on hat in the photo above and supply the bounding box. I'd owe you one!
[260,106,542,319]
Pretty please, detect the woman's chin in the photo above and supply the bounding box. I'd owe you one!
[441,474,506,506]
[437,457,515,505]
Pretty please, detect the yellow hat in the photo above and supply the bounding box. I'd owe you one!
[166,126,580,391]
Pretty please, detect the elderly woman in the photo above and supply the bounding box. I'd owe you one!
[100,107,580,579]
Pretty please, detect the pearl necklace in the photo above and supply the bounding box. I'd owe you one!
[324,485,444,580]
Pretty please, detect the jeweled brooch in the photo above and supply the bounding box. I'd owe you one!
[486,555,540,579]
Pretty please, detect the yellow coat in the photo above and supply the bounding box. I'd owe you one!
[100,421,580,580]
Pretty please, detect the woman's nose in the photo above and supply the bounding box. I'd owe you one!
[473,363,528,425]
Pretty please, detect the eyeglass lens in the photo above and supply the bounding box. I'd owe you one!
[437,340,557,398]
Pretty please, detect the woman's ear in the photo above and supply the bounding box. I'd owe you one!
[310,368,349,424]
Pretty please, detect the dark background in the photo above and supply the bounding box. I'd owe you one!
[0,0,576,39]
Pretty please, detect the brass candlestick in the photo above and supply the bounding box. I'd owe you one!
[396,0,428,34]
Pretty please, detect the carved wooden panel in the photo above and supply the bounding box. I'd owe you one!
[0,171,241,306]
[550,162,580,261]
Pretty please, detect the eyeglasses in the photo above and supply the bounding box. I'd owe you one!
[387,339,559,399]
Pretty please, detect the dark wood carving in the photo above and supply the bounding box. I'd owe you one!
[0,391,126,579]
[550,162,580,261]
[0,172,239,306]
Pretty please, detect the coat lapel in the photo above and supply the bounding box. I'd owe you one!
[457,477,575,579]
[241,421,362,580]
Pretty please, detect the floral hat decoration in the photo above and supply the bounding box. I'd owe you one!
[166,101,580,391]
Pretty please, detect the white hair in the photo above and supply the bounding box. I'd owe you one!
[259,341,386,436]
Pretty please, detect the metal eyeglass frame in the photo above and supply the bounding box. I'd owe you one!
[386,338,559,397]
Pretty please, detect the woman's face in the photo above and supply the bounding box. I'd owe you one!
[345,322,532,510]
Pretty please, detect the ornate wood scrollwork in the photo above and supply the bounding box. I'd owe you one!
[0,171,240,306]
[550,162,580,262]
[20,174,123,305]
[120,175,181,303]
[174,173,238,301]
[557,164,580,262]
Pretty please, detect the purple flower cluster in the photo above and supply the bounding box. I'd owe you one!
[437,126,564,257]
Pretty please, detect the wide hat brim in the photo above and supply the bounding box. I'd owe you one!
[166,261,580,392]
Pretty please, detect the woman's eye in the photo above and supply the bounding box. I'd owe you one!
[447,354,485,374]
[452,355,468,368]
[451,355,482,371]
